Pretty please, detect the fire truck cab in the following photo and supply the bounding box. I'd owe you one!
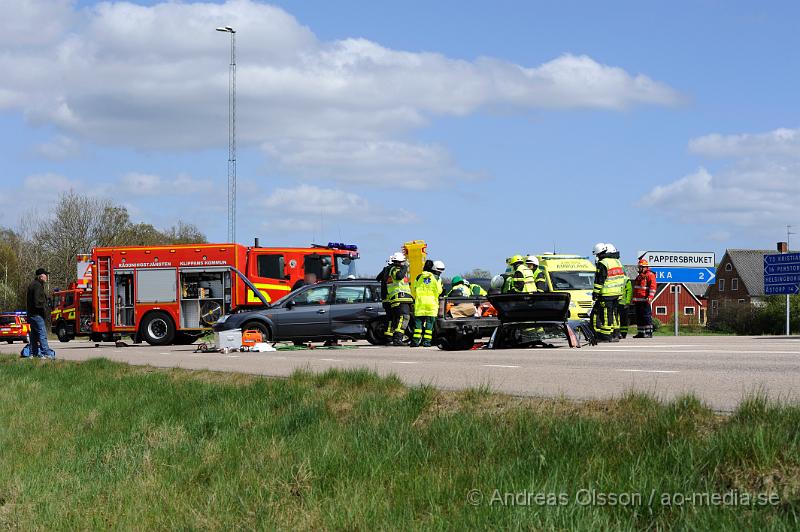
[51,283,93,342]
[82,242,359,345]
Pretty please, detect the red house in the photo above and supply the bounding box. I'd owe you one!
[651,283,708,326]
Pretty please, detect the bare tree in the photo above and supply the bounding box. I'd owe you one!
[462,268,492,279]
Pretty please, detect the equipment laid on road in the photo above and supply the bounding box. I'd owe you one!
[53,242,360,346]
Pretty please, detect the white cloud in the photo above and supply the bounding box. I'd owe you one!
[117,172,214,196]
[0,0,75,48]
[689,127,800,158]
[2,0,680,187]
[640,128,800,231]
[262,139,471,189]
[33,135,81,160]
[259,184,417,230]
[23,172,79,193]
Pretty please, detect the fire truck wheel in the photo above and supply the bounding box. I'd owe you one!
[242,321,271,341]
[56,322,72,343]
[141,311,176,346]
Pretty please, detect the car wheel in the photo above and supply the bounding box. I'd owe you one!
[6,340,12,344]
[140,311,176,346]
[242,321,271,342]
[366,319,389,345]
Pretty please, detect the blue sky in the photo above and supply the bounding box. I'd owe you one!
[2,0,799,274]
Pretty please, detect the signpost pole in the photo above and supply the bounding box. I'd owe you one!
[788,294,791,336]
[674,286,679,336]
[789,227,794,336]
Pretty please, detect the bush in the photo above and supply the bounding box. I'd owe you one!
[708,295,800,335]
[651,317,662,331]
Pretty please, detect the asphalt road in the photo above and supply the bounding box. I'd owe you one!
[7,335,800,411]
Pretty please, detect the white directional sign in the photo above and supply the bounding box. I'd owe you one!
[641,251,715,268]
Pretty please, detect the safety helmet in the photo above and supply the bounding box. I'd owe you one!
[491,274,505,290]
[638,258,649,267]
[592,242,607,256]
[432,260,446,274]
[390,252,406,263]
[451,275,464,285]
[525,255,539,267]
[509,254,525,265]
[605,243,617,253]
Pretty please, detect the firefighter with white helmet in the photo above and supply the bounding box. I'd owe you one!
[503,255,536,293]
[591,242,625,342]
[526,255,547,291]
[411,259,445,347]
[384,252,413,345]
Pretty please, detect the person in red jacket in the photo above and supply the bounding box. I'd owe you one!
[632,259,657,338]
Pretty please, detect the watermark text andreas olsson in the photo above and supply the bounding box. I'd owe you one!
[466,488,780,508]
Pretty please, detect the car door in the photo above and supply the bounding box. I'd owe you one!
[329,284,380,336]
[279,285,332,339]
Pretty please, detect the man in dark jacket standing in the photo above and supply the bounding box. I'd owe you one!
[26,268,55,359]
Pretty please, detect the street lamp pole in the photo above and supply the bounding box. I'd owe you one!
[216,26,237,243]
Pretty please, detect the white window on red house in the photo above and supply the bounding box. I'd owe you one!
[711,300,718,309]
[731,278,738,291]
[684,307,695,315]
[738,298,746,304]
[655,306,667,315]
[725,263,732,271]
[719,279,725,291]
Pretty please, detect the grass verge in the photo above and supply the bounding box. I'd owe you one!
[0,354,798,529]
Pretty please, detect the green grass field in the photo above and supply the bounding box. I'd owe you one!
[0,355,798,530]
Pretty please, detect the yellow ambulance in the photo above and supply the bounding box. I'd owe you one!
[536,254,596,320]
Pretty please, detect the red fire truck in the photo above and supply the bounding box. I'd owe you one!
[51,242,359,345]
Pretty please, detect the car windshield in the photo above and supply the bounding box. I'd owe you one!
[335,255,358,278]
[548,271,595,290]
[0,316,16,325]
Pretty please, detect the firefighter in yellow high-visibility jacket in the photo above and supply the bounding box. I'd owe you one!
[591,243,626,342]
[411,260,445,347]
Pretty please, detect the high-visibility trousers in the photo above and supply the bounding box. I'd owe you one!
[412,316,435,345]
[592,297,618,337]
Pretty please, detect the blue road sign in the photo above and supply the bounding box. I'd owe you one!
[765,284,800,295]
[764,254,800,295]
[764,263,800,275]
[764,252,800,265]
[765,274,800,284]
[650,267,716,284]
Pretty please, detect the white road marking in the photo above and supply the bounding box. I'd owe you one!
[319,358,343,362]
[226,355,240,358]
[392,361,419,364]
[593,348,800,355]
[618,369,678,374]
[159,352,169,355]
[483,364,521,368]
[600,344,703,349]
